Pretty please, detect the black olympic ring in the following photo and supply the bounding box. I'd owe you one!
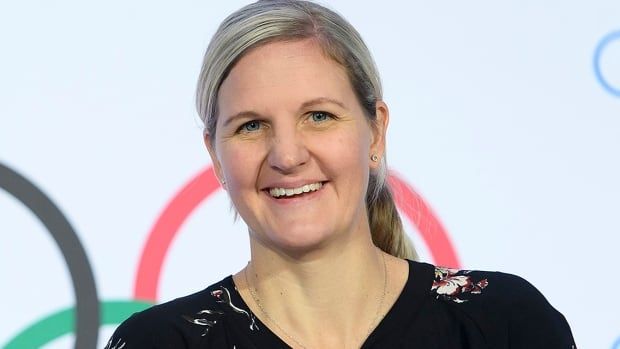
[0,162,99,348]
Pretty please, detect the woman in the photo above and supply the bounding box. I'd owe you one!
[106,1,576,348]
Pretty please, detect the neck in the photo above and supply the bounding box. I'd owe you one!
[239,231,387,348]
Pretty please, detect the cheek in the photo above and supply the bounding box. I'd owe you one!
[338,125,372,162]
[319,127,371,178]
[218,144,262,192]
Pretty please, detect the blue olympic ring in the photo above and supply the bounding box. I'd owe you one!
[613,335,620,349]
[593,30,620,97]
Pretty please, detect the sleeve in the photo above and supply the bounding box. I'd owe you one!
[506,275,577,349]
[103,311,189,349]
[104,313,156,349]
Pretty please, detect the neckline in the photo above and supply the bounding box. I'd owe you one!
[223,260,435,348]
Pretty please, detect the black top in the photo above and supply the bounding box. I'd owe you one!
[105,260,576,348]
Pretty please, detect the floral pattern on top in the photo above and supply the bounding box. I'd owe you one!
[431,267,489,303]
[104,337,126,349]
[183,308,226,336]
[184,285,259,336]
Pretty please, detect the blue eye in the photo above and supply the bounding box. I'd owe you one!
[240,120,261,132]
[310,111,332,123]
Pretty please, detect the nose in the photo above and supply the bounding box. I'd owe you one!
[267,126,310,174]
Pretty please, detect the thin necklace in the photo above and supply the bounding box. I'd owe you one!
[244,252,387,349]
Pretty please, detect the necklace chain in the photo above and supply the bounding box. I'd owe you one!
[244,252,387,349]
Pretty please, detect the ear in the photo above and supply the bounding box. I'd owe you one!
[203,133,226,189]
[369,100,389,170]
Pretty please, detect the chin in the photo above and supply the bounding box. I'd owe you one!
[261,227,336,255]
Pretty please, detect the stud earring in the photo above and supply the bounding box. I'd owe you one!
[371,154,379,162]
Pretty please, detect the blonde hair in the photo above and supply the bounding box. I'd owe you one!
[196,0,417,260]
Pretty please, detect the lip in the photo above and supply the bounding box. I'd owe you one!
[260,179,328,191]
[261,181,328,204]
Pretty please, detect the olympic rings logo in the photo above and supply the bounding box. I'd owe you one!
[594,30,620,97]
[1,162,460,348]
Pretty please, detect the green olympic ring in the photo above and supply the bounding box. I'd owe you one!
[3,300,153,348]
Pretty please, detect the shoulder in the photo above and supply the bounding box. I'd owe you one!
[105,277,235,349]
[430,265,539,305]
[424,262,576,348]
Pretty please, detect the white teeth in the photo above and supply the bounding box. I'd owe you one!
[269,182,323,198]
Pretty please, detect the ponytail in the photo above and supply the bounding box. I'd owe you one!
[367,168,418,260]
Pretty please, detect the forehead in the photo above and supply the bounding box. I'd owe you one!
[217,39,356,115]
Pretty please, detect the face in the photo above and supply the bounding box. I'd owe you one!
[206,39,388,255]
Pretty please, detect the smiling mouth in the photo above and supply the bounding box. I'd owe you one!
[268,182,324,198]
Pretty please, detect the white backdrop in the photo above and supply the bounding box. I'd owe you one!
[1,1,618,348]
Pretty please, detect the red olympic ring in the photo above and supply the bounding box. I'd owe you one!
[134,166,460,302]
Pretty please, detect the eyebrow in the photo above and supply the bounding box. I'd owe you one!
[222,97,346,127]
[222,111,262,127]
[299,97,346,110]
